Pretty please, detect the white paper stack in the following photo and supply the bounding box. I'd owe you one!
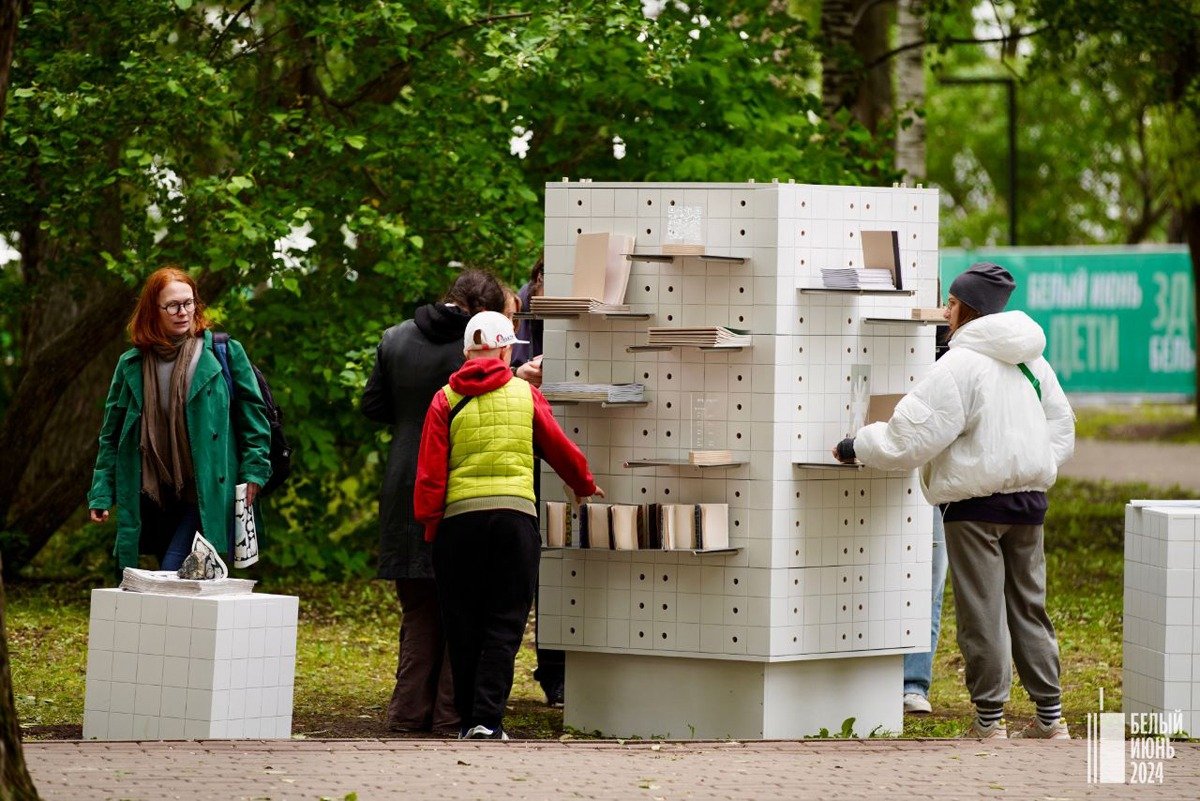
[645,326,752,348]
[529,296,631,315]
[119,568,257,596]
[541,382,645,403]
[820,267,894,289]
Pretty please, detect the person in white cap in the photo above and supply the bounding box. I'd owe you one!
[414,310,604,740]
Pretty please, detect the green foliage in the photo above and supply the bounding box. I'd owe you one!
[2,1,895,576]
[1074,404,1200,443]
[923,2,1182,248]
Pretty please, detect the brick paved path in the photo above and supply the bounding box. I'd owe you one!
[24,739,1200,800]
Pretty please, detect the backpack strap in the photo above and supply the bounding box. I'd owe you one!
[1017,362,1042,401]
[212,332,235,398]
[448,394,473,424]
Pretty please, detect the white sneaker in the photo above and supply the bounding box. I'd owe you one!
[903,693,932,714]
[463,724,509,741]
[1011,719,1070,740]
[961,720,1007,739]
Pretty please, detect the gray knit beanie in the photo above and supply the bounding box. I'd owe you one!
[948,262,1015,316]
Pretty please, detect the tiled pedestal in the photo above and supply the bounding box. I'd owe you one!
[83,589,299,740]
[1124,501,1200,733]
[566,651,902,739]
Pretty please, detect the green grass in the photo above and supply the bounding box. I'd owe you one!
[7,476,1191,740]
[1075,403,1200,443]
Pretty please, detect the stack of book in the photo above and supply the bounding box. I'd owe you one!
[540,382,645,403]
[819,267,895,290]
[644,326,752,348]
[529,296,631,315]
[688,449,735,466]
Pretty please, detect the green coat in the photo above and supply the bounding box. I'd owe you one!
[87,330,273,572]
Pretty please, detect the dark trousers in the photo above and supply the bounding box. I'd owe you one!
[387,578,459,732]
[529,462,565,688]
[433,509,541,731]
[139,494,200,571]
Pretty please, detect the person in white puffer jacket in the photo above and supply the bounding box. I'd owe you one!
[832,262,1075,741]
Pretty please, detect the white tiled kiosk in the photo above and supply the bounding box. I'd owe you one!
[537,180,939,738]
[1124,501,1200,734]
[83,589,299,740]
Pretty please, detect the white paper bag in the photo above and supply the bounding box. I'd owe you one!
[233,483,260,568]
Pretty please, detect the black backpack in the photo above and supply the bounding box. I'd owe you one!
[213,333,293,496]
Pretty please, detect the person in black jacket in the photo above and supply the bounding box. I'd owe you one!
[361,268,505,735]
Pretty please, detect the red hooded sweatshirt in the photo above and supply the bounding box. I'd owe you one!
[413,357,597,541]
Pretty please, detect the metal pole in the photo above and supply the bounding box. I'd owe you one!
[1007,79,1018,246]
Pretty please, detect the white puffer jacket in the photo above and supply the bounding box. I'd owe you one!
[854,311,1075,505]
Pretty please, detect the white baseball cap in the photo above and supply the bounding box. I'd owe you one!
[463,310,528,353]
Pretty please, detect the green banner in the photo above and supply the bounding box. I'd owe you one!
[940,247,1195,395]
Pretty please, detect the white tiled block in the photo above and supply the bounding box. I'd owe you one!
[86,649,113,682]
[134,710,172,743]
[82,712,108,740]
[139,594,168,625]
[108,712,133,740]
[91,589,118,621]
[160,717,185,740]
[85,679,111,712]
[134,684,161,717]
[161,687,187,719]
[113,621,140,653]
[114,592,142,623]
[111,651,138,684]
[89,619,115,651]
[139,624,166,656]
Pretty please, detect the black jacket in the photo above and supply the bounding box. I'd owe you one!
[361,303,471,579]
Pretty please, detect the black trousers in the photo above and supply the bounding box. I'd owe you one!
[529,461,565,688]
[433,509,541,731]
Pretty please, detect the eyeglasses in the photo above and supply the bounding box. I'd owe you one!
[159,299,195,315]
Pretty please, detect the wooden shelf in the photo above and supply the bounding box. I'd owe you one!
[514,311,652,321]
[626,253,747,265]
[545,399,649,408]
[793,461,914,474]
[862,316,943,326]
[623,458,748,469]
[793,461,865,471]
[798,287,916,296]
[627,341,751,354]
[541,546,742,555]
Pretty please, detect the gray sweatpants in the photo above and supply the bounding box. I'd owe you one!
[944,520,1062,708]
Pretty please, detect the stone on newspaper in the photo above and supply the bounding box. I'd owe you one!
[175,533,229,580]
[177,553,207,579]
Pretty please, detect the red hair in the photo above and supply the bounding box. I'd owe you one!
[128,266,212,350]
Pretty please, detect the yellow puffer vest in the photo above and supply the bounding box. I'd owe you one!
[442,378,536,518]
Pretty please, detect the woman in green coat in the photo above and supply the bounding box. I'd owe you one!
[88,266,273,573]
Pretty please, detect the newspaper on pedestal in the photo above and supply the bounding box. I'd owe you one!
[119,532,256,596]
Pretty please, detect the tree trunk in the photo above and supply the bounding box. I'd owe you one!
[894,0,926,180]
[821,0,895,131]
[1183,202,1200,420]
[0,558,40,801]
[0,0,43,797]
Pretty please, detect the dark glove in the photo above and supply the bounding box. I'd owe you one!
[835,437,857,464]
